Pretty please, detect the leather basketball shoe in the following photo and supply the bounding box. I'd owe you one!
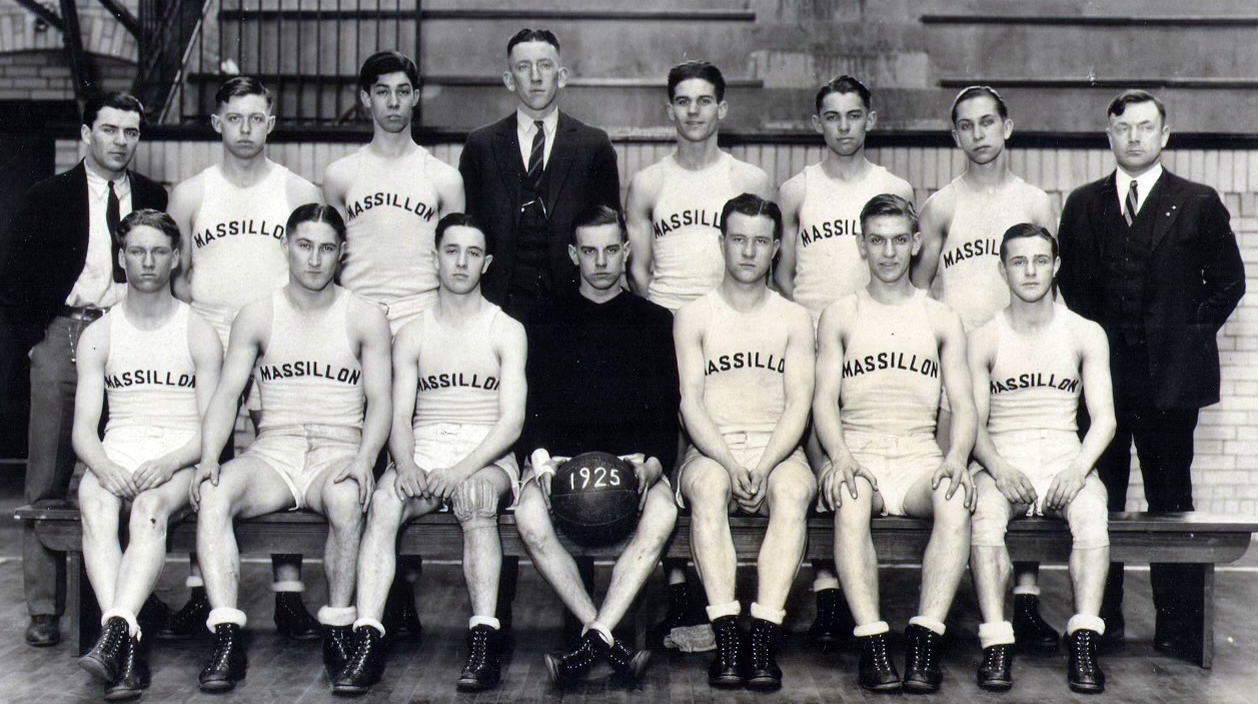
[198,623,247,692]
[274,591,321,640]
[745,618,783,691]
[545,630,608,686]
[808,588,855,651]
[1066,629,1105,694]
[382,578,422,640]
[607,638,651,684]
[323,624,355,681]
[902,624,944,693]
[1013,594,1060,652]
[79,616,130,682]
[156,587,210,640]
[104,637,150,701]
[332,625,386,695]
[977,644,1013,692]
[857,632,901,692]
[457,625,501,691]
[707,616,745,688]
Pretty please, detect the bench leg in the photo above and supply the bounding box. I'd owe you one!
[1197,564,1215,669]
[68,550,100,656]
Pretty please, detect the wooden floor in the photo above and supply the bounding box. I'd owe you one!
[0,546,1256,704]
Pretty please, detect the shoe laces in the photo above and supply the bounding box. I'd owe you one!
[345,630,380,672]
[99,619,129,656]
[866,634,893,670]
[465,627,493,670]
[1071,631,1098,674]
[908,629,938,671]
[983,645,1009,671]
[714,620,740,662]
[209,626,238,669]
[749,622,776,668]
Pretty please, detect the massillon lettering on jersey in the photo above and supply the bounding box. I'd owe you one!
[799,218,860,247]
[704,350,786,376]
[345,192,437,221]
[419,372,499,392]
[843,351,939,379]
[258,361,361,385]
[941,237,999,269]
[652,209,721,239]
[105,370,196,389]
[990,372,1080,395]
[193,219,284,249]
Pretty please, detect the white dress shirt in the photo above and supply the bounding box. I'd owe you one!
[516,108,559,171]
[66,164,131,309]
[1115,163,1163,219]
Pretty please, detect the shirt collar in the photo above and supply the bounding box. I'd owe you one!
[1116,163,1162,201]
[84,159,131,199]
[517,108,559,138]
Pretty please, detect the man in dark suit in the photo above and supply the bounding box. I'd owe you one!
[459,27,621,323]
[1058,90,1245,659]
[0,92,168,647]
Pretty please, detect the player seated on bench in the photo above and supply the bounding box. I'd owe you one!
[513,205,680,686]
[968,224,1115,694]
[333,213,526,696]
[674,193,817,691]
[190,204,392,693]
[813,194,976,694]
[74,210,223,700]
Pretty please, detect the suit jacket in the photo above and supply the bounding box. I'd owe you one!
[0,160,169,355]
[1058,168,1245,409]
[459,111,620,304]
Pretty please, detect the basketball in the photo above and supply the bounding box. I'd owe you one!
[550,452,640,546]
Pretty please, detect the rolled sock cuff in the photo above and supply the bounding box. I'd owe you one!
[749,602,786,625]
[185,575,205,589]
[812,578,840,592]
[853,620,890,638]
[706,601,741,621]
[271,580,305,593]
[978,621,1016,649]
[1013,585,1041,597]
[317,606,357,627]
[469,615,501,630]
[101,608,141,640]
[909,615,947,636]
[582,622,614,646]
[206,607,247,631]
[1066,614,1106,636]
[353,618,386,636]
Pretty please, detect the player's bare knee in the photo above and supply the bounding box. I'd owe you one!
[638,485,679,543]
[453,477,500,531]
[767,473,815,512]
[970,494,1012,549]
[1066,494,1110,550]
[514,490,554,549]
[323,485,365,529]
[129,493,172,532]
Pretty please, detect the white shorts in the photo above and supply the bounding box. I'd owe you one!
[381,291,439,338]
[675,431,810,512]
[102,425,198,473]
[980,429,1094,515]
[413,422,520,500]
[244,425,361,509]
[840,431,942,517]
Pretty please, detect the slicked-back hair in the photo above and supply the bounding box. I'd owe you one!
[286,203,347,242]
[1107,89,1166,123]
[668,60,726,102]
[859,193,918,235]
[358,51,419,93]
[507,28,561,56]
[999,223,1058,262]
[571,204,627,245]
[82,91,145,128]
[950,85,1008,125]
[119,209,180,248]
[815,75,871,113]
[435,212,491,253]
[215,75,273,110]
[720,193,783,242]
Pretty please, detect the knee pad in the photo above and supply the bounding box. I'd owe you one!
[1066,491,1110,550]
[970,492,1011,548]
[453,477,499,529]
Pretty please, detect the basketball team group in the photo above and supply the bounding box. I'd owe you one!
[0,24,1245,702]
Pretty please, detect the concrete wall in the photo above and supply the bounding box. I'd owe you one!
[55,135,1258,518]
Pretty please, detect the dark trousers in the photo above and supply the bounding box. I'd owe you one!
[24,315,93,617]
[1098,340,1203,633]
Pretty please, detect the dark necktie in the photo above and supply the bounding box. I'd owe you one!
[526,120,545,187]
[107,180,125,283]
[1124,179,1138,227]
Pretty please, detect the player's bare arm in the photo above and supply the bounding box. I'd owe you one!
[433,162,467,219]
[321,152,358,214]
[426,315,527,502]
[1045,320,1115,510]
[967,321,1036,505]
[674,303,743,486]
[388,319,427,498]
[812,297,876,509]
[911,185,956,289]
[933,303,977,508]
[625,167,662,295]
[336,296,393,508]
[774,174,806,297]
[167,174,205,302]
[70,321,136,499]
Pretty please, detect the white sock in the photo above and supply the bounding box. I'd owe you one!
[185,575,204,589]
[206,607,247,632]
[1013,585,1041,597]
[749,602,785,625]
[705,601,740,621]
[352,618,386,636]
[909,615,947,636]
[317,606,356,627]
[271,580,305,593]
[101,608,141,640]
[469,615,500,630]
[582,622,614,646]
[978,621,1015,649]
[853,621,890,638]
[812,577,840,592]
[1066,614,1106,636]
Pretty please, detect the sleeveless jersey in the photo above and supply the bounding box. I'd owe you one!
[986,304,1082,437]
[103,301,199,433]
[646,152,743,311]
[793,163,913,317]
[413,303,505,428]
[341,145,443,310]
[188,162,295,312]
[937,175,1048,329]
[255,287,364,431]
[840,288,941,439]
[689,289,803,435]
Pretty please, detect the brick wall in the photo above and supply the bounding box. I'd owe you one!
[55,137,1258,517]
[0,0,138,100]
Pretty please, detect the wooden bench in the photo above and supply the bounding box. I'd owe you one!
[14,505,1256,668]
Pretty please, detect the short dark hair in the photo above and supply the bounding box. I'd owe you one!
[435,212,491,253]
[720,193,783,242]
[668,61,726,102]
[571,205,627,245]
[859,193,918,235]
[286,203,346,242]
[950,85,1008,124]
[815,75,871,113]
[215,75,273,110]
[999,223,1058,262]
[507,28,561,56]
[82,91,145,129]
[1107,89,1166,123]
[358,51,419,93]
[118,209,179,248]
